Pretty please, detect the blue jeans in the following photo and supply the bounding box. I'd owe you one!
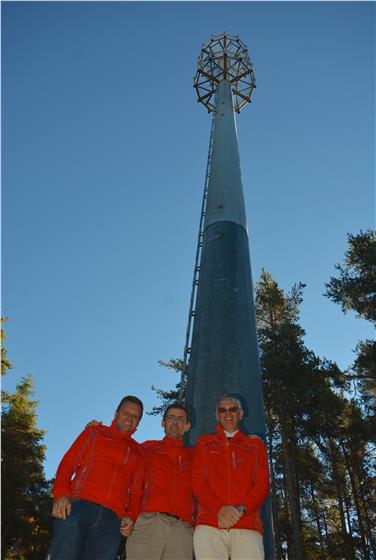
[45,499,122,560]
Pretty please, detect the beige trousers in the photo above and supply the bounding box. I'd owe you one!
[126,512,194,560]
[193,524,264,560]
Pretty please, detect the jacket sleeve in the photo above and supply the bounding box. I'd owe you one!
[124,445,146,521]
[243,439,270,513]
[192,438,226,516]
[53,427,98,499]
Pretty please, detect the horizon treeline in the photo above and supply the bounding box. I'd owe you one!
[2,229,375,559]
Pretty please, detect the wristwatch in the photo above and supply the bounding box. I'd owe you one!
[236,504,247,516]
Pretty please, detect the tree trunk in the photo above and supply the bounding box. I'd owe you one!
[276,380,305,560]
[310,482,326,557]
[282,474,293,560]
[327,436,355,560]
[1,522,9,549]
[357,478,376,558]
[321,509,329,545]
[342,442,370,560]
[267,416,283,560]
[343,484,353,541]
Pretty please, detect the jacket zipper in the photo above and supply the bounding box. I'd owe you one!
[124,447,130,464]
[232,450,236,470]
[171,445,177,510]
[72,465,87,495]
[226,440,232,504]
[104,439,125,508]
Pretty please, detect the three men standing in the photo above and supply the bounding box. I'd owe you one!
[47,395,269,560]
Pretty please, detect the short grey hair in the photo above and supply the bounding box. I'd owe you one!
[216,395,243,413]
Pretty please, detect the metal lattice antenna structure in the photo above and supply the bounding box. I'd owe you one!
[184,32,275,559]
[194,32,256,113]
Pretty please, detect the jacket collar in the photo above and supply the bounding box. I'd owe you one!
[162,434,184,446]
[215,424,243,441]
[110,418,136,438]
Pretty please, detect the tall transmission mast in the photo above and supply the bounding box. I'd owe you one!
[184,32,275,558]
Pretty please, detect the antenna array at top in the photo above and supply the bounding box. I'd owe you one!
[194,32,256,113]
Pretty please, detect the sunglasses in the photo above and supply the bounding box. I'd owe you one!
[218,406,239,414]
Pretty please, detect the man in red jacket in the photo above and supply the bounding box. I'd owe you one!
[45,395,145,560]
[192,395,270,560]
[125,402,194,560]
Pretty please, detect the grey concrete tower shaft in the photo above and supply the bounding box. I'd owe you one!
[186,79,266,441]
[185,77,274,559]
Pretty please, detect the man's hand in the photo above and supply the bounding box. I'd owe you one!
[120,516,134,537]
[218,505,242,529]
[85,420,102,429]
[52,497,72,520]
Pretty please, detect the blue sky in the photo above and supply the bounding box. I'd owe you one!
[2,1,375,479]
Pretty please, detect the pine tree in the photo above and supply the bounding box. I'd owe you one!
[256,270,313,559]
[1,322,52,559]
[325,229,376,323]
[149,358,186,416]
[325,229,376,404]
[1,318,13,377]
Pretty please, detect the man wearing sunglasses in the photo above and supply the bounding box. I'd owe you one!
[192,395,270,560]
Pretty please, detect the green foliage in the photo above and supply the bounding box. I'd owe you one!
[325,229,376,325]
[353,339,376,403]
[1,324,52,559]
[325,229,376,407]
[1,318,13,376]
[257,271,376,560]
[255,268,305,331]
[149,358,186,416]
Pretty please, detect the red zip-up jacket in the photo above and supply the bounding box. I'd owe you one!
[53,420,145,520]
[140,436,194,524]
[192,426,270,534]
